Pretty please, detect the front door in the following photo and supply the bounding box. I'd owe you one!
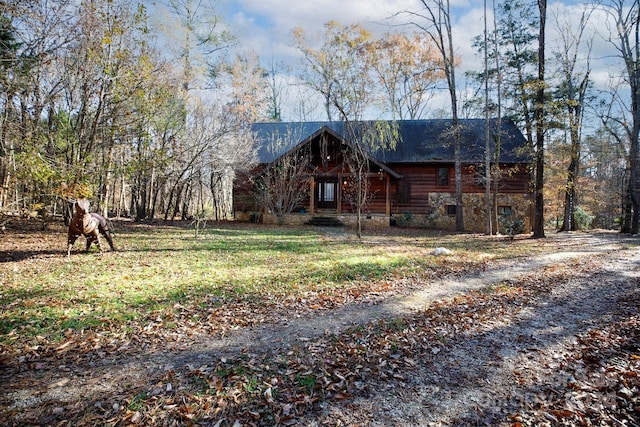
[317,180,337,210]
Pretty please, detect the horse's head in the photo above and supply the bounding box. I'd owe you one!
[75,199,90,216]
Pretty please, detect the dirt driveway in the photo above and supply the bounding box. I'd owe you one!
[2,230,639,426]
[306,233,640,425]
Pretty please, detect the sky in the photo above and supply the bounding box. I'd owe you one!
[204,0,619,122]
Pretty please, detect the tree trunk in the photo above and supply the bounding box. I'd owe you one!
[101,142,115,217]
[621,169,632,233]
[560,149,578,232]
[483,0,492,235]
[533,0,547,238]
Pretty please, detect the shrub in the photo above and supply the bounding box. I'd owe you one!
[499,211,525,238]
[574,206,594,230]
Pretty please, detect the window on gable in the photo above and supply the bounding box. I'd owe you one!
[437,167,449,186]
[397,181,410,204]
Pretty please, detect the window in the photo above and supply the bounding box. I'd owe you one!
[497,206,513,216]
[446,205,456,215]
[322,182,335,202]
[437,167,449,186]
[397,181,411,204]
[317,180,337,209]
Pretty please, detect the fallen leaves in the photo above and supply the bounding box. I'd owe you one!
[1,225,638,426]
[511,314,640,426]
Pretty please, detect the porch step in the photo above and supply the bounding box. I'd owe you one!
[305,216,345,227]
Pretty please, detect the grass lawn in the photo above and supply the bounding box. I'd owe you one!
[0,221,537,352]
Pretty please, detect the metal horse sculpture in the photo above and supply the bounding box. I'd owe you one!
[67,199,116,256]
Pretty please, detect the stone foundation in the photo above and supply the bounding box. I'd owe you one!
[257,212,390,228]
[235,192,532,233]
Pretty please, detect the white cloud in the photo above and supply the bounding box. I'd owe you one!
[214,0,627,121]
[223,0,419,61]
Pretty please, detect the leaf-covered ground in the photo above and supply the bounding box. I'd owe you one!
[0,220,638,426]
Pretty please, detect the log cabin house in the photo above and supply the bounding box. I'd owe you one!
[233,119,533,233]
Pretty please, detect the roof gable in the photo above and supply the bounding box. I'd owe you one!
[251,119,531,164]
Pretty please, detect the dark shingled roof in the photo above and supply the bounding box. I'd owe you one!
[251,119,531,165]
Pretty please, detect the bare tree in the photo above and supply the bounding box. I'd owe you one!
[162,101,238,222]
[601,0,640,234]
[341,121,398,238]
[0,0,77,212]
[293,21,399,237]
[595,77,635,230]
[368,32,444,120]
[160,0,234,92]
[468,0,512,235]
[254,126,311,226]
[208,124,256,221]
[265,58,289,122]
[406,0,464,231]
[554,6,593,232]
[533,0,547,238]
[483,0,492,235]
[220,51,269,125]
[293,21,374,122]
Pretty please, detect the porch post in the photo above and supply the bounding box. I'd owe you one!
[337,173,342,214]
[385,175,391,216]
[309,176,315,214]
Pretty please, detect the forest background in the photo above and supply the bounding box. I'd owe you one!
[0,0,637,233]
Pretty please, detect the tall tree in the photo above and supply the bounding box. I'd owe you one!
[1,0,79,213]
[581,128,627,229]
[595,77,635,231]
[533,0,547,238]
[265,59,289,122]
[220,51,269,125]
[495,0,539,145]
[293,21,398,237]
[553,6,593,232]
[341,121,398,238]
[368,32,444,120]
[293,21,374,122]
[490,0,504,235]
[408,0,464,231]
[0,4,20,209]
[483,0,492,235]
[60,0,164,216]
[160,0,234,92]
[601,0,640,234]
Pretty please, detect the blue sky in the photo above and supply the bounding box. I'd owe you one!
[197,0,619,121]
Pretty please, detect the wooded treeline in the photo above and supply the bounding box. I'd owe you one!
[0,0,638,233]
[0,0,254,223]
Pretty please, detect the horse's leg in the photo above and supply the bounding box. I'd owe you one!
[67,235,79,256]
[85,232,101,252]
[94,231,104,253]
[93,214,116,251]
[101,229,116,251]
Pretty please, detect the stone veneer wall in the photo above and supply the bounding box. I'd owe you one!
[423,192,531,233]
